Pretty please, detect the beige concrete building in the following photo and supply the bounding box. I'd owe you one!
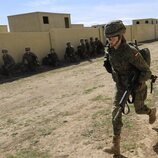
[133,18,158,25]
[0,12,157,65]
[71,24,84,28]
[8,12,71,32]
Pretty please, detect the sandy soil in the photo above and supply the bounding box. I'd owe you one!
[0,41,158,158]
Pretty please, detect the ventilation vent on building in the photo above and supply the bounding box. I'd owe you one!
[145,20,149,24]
[43,16,49,24]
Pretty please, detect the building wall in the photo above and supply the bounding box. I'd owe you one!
[0,32,50,65]
[0,25,8,32]
[155,24,158,39]
[71,24,84,28]
[49,28,100,59]
[8,12,71,32]
[8,13,41,32]
[133,19,158,25]
[124,25,132,42]
[2,15,158,65]
[0,28,100,64]
[132,24,155,42]
[38,12,71,32]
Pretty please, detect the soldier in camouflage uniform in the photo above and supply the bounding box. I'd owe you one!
[103,20,156,157]
[1,49,15,76]
[89,37,96,57]
[42,48,60,67]
[77,39,87,59]
[22,47,39,72]
[64,42,79,63]
[94,37,104,55]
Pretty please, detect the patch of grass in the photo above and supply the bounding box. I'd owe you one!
[98,84,105,88]
[122,142,137,152]
[7,118,16,124]
[57,92,77,99]
[84,85,105,94]
[84,86,98,94]
[30,139,39,145]
[59,111,72,117]
[82,109,112,139]
[39,128,52,137]
[6,149,50,158]
[92,109,112,129]
[92,109,110,120]
[122,117,133,129]
[93,117,111,129]
[11,132,18,137]
[82,129,94,137]
[91,95,111,102]
[146,97,152,107]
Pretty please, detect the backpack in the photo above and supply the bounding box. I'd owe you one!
[128,41,157,93]
[128,42,151,67]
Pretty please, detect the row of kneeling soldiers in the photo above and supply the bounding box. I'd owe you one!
[0,47,60,77]
[0,47,40,77]
[0,38,105,77]
[64,37,105,63]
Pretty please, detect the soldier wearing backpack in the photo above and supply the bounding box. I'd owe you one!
[103,20,156,157]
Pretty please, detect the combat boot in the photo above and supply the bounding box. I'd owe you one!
[149,108,157,124]
[103,135,120,156]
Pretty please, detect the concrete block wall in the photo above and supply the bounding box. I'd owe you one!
[0,32,50,64]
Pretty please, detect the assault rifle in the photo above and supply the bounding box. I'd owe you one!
[113,72,157,121]
[113,71,139,121]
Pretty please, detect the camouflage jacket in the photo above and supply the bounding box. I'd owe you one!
[23,52,38,64]
[107,42,151,87]
[3,54,15,67]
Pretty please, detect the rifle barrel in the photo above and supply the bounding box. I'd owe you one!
[113,107,122,121]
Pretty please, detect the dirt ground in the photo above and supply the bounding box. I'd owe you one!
[0,41,158,158]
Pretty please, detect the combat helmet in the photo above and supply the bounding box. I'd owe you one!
[25,47,30,51]
[2,49,8,53]
[105,20,126,38]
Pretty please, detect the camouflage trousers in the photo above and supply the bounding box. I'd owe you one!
[112,82,151,136]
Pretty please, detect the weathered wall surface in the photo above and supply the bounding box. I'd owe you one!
[0,32,50,64]
[132,24,155,42]
[0,28,101,64]
[8,13,41,32]
[124,25,132,42]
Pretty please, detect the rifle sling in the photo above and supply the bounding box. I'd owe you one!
[122,102,130,115]
[127,94,135,104]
